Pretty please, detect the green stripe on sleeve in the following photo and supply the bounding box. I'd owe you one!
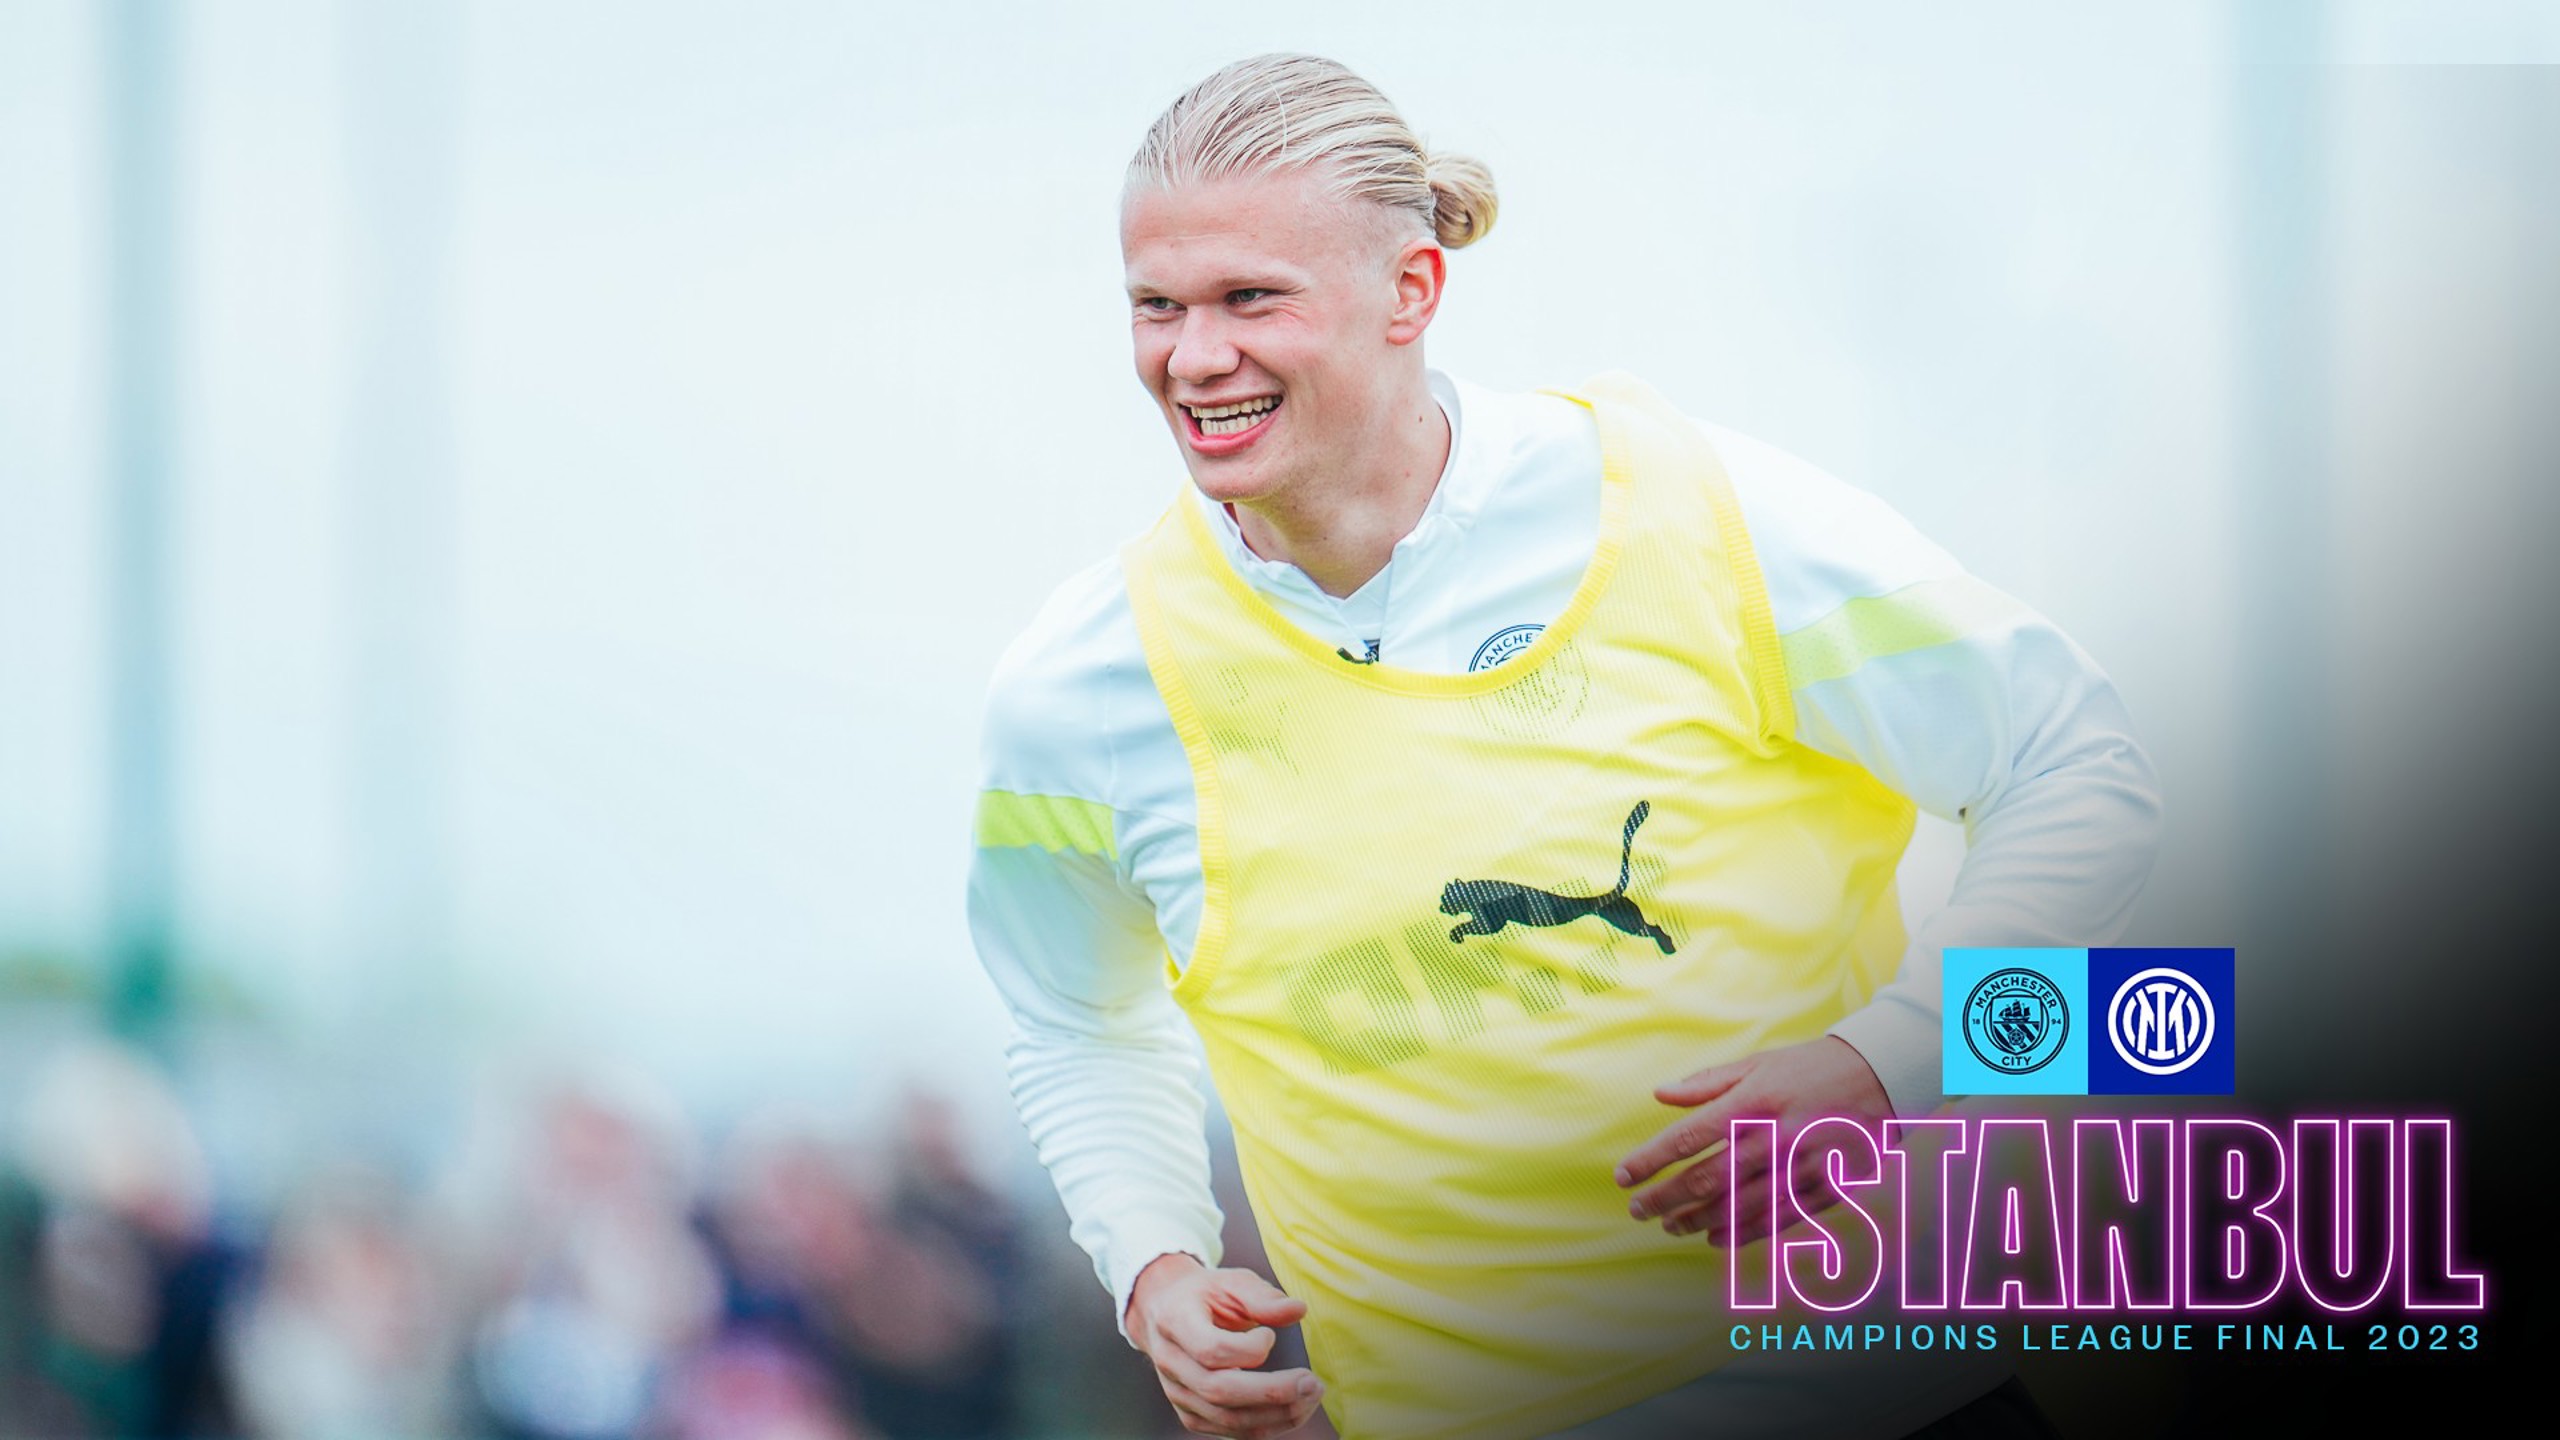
[1779,575,2031,689]
[975,789,1119,859]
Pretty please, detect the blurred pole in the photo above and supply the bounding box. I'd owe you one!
[101,0,178,1046]
[2228,1,2333,1089]
[341,2,463,1036]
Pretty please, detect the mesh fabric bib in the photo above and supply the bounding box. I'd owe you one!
[1123,373,1917,1440]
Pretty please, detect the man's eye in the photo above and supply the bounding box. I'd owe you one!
[1136,297,1179,315]
[1228,288,1271,305]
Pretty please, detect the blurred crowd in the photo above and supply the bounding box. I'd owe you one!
[0,1038,1182,1440]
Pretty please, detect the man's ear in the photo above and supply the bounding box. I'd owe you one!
[1384,236,1446,347]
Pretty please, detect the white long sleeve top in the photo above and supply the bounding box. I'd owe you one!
[966,370,2164,1357]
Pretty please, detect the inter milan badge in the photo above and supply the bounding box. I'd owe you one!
[2105,966,2214,1076]
[1962,968,2070,1075]
[2084,946,2236,1095]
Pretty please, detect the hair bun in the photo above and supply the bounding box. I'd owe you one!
[1424,150,1498,249]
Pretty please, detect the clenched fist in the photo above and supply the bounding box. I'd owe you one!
[1125,1253,1327,1439]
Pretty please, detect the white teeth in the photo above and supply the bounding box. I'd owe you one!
[1199,410,1273,436]
[1187,396,1278,421]
[1189,396,1278,438]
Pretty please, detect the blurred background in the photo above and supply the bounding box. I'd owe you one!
[1,1,2554,1435]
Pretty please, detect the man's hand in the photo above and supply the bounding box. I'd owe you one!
[1125,1252,1326,1439]
[1613,1036,1895,1247]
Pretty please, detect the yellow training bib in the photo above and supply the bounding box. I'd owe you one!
[1123,373,1917,1440]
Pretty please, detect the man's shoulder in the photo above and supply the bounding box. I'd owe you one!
[1686,418,1968,633]
[1694,420,1900,530]
[981,548,1153,798]
[997,546,1140,669]
[1448,372,1597,456]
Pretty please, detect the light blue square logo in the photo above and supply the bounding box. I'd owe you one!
[1942,947,2088,1095]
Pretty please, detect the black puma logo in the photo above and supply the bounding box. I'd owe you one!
[1439,801,1676,954]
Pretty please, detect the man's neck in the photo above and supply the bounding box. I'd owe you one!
[1227,387,1452,599]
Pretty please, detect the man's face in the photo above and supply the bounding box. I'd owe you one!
[1122,169,1415,507]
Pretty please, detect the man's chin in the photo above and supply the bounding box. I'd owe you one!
[1183,462,1279,509]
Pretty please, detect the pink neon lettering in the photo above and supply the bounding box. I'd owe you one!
[2402,1119,2486,1310]
[2291,1119,2396,1312]
[1781,1118,1885,1312]
[1883,1117,1967,1312]
[1728,1118,1783,1310]
[2184,1119,2288,1310]
[1959,1119,2069,1311]
[2072,1118,2176,1310]
[1748,1115,2483,1313]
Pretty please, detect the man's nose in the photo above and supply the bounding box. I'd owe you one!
[1166,309,1239,385]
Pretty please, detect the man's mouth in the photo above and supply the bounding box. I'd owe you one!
[1184,395,1281,438]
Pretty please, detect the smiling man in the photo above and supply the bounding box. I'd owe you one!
[968,53,2161,1440]
[1121,157,1457,605]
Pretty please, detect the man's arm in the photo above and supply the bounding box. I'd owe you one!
[1619,423,2165,1237]
[1800,602,2163,1113]
[967,681,1228,1335]
[970,629,1325,1437]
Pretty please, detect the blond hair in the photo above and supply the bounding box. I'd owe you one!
[1126,53,1497,250]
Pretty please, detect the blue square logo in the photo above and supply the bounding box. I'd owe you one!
[2085,947,2235,1095]
[1942,947,2088,1095]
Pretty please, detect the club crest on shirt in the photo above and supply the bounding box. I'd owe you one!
[1469,631,1589,740]
[1469,623,1545,671]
